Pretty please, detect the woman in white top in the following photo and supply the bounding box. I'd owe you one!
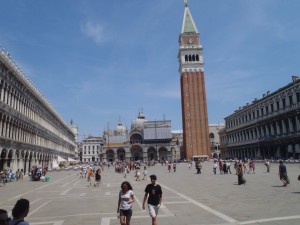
[117,181,135,225]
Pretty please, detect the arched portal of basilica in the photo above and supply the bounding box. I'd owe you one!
[147,147,157,161]
[158,147,168,161]
[117,148,126,161]
[106,149,115,162]
[130,144,143,161]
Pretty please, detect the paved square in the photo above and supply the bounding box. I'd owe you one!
[1,162,300,225]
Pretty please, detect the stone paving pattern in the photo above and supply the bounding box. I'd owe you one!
[0,162,300,225]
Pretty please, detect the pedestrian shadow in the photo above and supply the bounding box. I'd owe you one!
[272,185,284,187]
[291,192,300,194]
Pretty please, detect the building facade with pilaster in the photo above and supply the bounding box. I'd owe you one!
[209,124,225,159]
[220,77,300,160]
[82,136,104,163]
[0,49,76,173]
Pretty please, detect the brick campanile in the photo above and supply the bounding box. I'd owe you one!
[178,0,210,160]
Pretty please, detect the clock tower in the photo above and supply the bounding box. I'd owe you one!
[178,0,210,160]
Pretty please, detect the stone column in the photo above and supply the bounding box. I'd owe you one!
[0,115,3,137]
[282,119,287,134]
[296,115,300,131]
[276,121,281,135]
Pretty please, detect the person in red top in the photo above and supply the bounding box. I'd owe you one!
[167,164,171,173]
[219,160,224,174]
[87,169,94,187]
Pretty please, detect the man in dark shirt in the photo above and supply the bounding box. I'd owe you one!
[278,160,289,186]
[142,174,162,225]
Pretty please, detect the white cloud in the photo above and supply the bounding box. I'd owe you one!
[81,20,105,44]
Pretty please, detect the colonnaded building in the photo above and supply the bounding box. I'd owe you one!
[219,76,300,160]
[0,49,76,173]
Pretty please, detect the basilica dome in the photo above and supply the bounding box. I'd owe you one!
[116,123,126,134]
[131,112,147,129]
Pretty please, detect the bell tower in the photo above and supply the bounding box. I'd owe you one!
[178,0,210,160]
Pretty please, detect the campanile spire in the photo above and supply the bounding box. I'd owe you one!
[181,0,199,34]
[178,2,210,160]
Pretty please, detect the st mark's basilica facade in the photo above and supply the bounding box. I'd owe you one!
[81,111,182,163]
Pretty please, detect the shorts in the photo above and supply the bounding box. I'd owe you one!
[148,204,160,217]
[120,209,132,217]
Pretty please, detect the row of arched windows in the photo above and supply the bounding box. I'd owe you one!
[184,54,200,62]
[0,148,54,172]
[224,115,299,145]
[227,89,300,129]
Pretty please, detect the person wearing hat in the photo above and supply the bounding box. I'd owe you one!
[278,160,290,186]
[142,174,162,225]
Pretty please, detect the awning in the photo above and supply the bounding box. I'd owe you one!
[68,157,78,162]
[57,156,67,162]
[52,161,59,168]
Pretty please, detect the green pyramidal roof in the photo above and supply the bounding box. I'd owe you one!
[181,5,198,34]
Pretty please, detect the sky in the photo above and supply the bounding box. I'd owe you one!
[1,0,300,140]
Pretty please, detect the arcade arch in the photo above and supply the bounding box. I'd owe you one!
[0,148,7,170]
[130,132,143,144]
[117,148,126,161]
[130,144,143,161]
[158,147,168,161]
[7,149,13,168]
[147,147,157,161]
[106,149,115,162]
